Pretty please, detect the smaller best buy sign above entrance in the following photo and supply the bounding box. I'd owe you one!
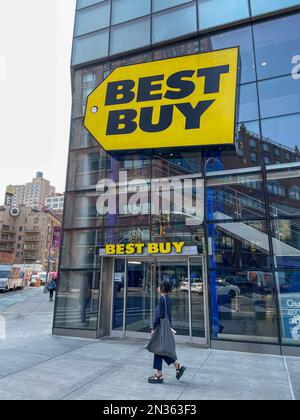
[84,47,239,152]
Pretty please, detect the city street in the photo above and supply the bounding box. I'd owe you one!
[0,287,299,400]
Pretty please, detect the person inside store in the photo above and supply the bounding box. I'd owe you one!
[148,281,186,384]
[79,274,92,326]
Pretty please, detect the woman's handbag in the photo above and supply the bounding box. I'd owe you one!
[146,296,177,361]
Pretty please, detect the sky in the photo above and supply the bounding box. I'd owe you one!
[0,0,76,201]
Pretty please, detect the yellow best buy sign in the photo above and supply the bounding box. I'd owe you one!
[106,242,185,255]
[84,47,239,152]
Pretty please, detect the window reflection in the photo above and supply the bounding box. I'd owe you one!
[64,192,104,229]
[111,0,151,25]
[238,83,259,122]
[261,114,300,153]
[200,26,256,84]
[259,75,300,119]
[207,221,271,270]
[110,17,151,55]
[60,230,102,269]
[209,270,278,343]
[198,0,250,31]
[153,39,199,60]
[112,259,126,331]
[267,168,300,216]
[251,0,300,18]
[67,148,108,191]
[54,271,101,330]
[152,3,197,44]
[206,172,266,220]
[271,220,300,269]
[204,122,261,173]
[254,13,300,79]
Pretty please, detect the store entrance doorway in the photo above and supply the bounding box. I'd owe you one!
[110,256,209,345]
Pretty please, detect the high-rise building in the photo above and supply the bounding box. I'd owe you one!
[0,205,61,269]
[5,172,56,210]
[45,194,65,213]
[53,0,300,357]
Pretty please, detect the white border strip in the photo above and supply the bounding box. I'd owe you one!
[284,356,296,401]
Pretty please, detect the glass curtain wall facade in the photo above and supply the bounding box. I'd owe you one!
[54,0,300,355]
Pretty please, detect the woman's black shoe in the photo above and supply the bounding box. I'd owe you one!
[176,365,186,380]
[148,374,164,384]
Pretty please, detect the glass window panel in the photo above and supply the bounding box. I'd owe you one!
[157,260,190,336]
[75,2,110,36]
[254,13,300,80]
[153,0,192,12]
[276,270,300,345]
[67,148,107,191]
[104,226,151,245]
[259,76,300,119]
[77,0,106,9]
[54,271,100,330]
[126,260,155,333]
[238,83,259,123]
[207,220,272,270]
[190,258,206,337]
[198,0,250,30]
[110,17,151,55]
[200,26,256,84]
[267,167,300,217]
[112,259,126,330]
[204,121,262,173]
[70,119,99,150]
[112,0,151,25]
[251,0,300,16]
[60,230,102,269]
[153,39,199,60]
[206,172,266,221]
[110,51,152,69]
[152,151,202,179]
[209,270,278,343]
[271,220,300,269]
[73,30,109,65]
[72,64,111,116]
[64,192,105,229]
[261,114,300,155]
[152,3,197,44]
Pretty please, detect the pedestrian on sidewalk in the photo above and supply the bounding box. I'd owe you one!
[47,277,57,302]
[147,280,186,384]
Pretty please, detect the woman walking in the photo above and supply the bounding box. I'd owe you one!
[47,277,57,302]
[148,281,186,384]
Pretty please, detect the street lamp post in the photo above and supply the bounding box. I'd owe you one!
[46,217,54,283]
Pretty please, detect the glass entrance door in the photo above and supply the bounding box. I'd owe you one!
[126,259,156,335]
[110,257,208,345]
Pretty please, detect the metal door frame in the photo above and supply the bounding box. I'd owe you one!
[108,255,209,346]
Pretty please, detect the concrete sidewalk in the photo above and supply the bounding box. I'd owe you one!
[0,288,299,400]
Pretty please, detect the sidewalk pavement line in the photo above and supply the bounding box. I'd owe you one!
[284,357,296,401]
[60,347,143,400]
[176,350,214,401]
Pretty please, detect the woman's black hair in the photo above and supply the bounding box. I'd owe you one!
[160,280,172,294]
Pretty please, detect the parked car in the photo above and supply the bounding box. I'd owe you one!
[0,265,25,293]
[225,275,251,291]
[38,272,48,286]
[180,280,204,293]
[216,280,240,302]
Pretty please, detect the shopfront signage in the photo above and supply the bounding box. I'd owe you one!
[279,294,300,341]
[105,242,185,256]
[84,47,239,152]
